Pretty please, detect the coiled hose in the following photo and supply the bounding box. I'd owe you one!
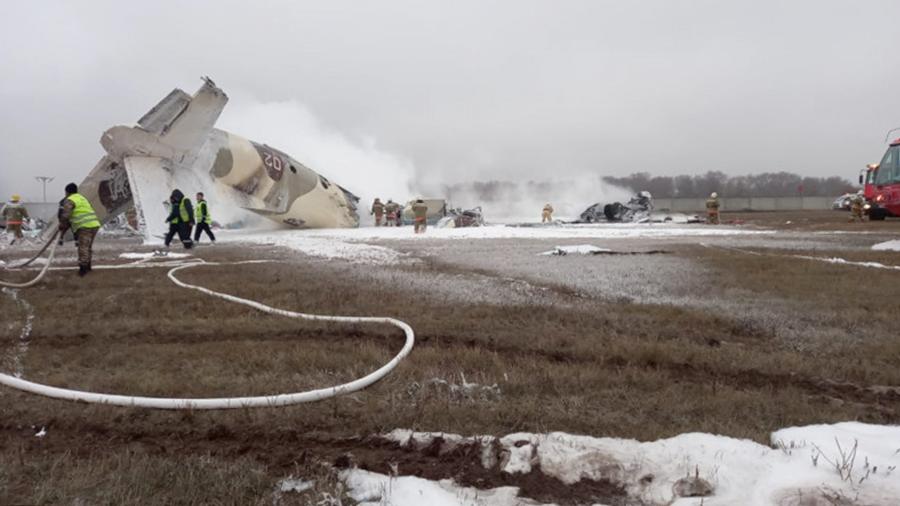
[0,244,415,409]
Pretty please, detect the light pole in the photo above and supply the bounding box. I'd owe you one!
[34,176,54,203]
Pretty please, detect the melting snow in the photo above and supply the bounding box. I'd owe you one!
[353,423,900,505]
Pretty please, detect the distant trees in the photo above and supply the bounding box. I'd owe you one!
[601,171,855,198]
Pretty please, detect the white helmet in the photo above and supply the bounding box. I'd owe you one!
[711,192,718,198]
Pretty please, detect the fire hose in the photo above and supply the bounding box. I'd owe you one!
[0,231,60,288]
[0,237,415,409]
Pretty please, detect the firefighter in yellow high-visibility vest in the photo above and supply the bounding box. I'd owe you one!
[193,192,216,243]
[58,183,101,277]
[164,189,194,249]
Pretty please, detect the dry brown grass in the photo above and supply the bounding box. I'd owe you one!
[724,209,900,232]
[1,237,899,504]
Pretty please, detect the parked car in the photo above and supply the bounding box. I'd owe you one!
[831,193,856,210]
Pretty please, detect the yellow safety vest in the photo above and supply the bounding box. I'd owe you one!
[197,201,211,224]
[171,199,191,224]
[66,193,101,232]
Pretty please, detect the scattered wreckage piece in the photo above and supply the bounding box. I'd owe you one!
[540,244,670,256]
[436,206,485,228]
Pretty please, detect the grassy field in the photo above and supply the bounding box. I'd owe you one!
[1,216,899,504]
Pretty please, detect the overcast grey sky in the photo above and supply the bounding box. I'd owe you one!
[2,0,900,200]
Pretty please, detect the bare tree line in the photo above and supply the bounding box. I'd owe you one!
[602,171,856,198]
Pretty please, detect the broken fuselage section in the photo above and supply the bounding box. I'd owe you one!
[578,191,702,224]
[57,78,359,242]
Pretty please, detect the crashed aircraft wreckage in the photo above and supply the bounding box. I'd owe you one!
[578,191,702,224]
[55,78,359,242]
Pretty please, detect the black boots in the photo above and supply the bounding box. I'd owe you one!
[79,264,89,277]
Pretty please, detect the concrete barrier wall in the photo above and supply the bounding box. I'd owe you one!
[23,203,59,221]
[653,196,833,212]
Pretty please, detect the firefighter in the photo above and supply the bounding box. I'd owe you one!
[164,189,194,249]
[57,183,101,276]
[542,203,554,223]
[849,193,865,223]
[1,194,29,245]
[384,199,399,227]
[412,198,428,234]
[371,198,385,226]
[705,192,720,225]
[193,192,216,243]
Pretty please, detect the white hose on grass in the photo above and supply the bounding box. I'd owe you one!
[0,256,415,409]
[0,233,59,288]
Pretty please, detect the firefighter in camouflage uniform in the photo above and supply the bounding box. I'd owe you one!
[706,192,721,224]
[58,183,101,277]
[1,194,29,244]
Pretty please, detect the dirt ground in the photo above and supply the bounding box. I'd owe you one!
[1,211,899,505]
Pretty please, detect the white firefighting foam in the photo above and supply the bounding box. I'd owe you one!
[221,224,770,265]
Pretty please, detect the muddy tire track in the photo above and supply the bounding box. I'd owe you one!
[1,287,34,378]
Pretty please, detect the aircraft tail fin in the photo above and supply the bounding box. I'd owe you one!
[126,77,228,163]
[159,77,228,154]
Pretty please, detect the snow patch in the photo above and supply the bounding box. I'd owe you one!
[539,244,612,256]
[277,477,314,493]
[872,240,900,252]
[365,423,900,506]
[342,469,531,506]
[287,223,771,241]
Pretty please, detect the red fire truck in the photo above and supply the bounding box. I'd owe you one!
[860,138,900,220]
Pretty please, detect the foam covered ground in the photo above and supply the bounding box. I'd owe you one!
[216,224,771,265]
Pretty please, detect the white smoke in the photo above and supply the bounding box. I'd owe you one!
[215,96,634,226]
[217,97,416,226]
[418,176,633,223]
